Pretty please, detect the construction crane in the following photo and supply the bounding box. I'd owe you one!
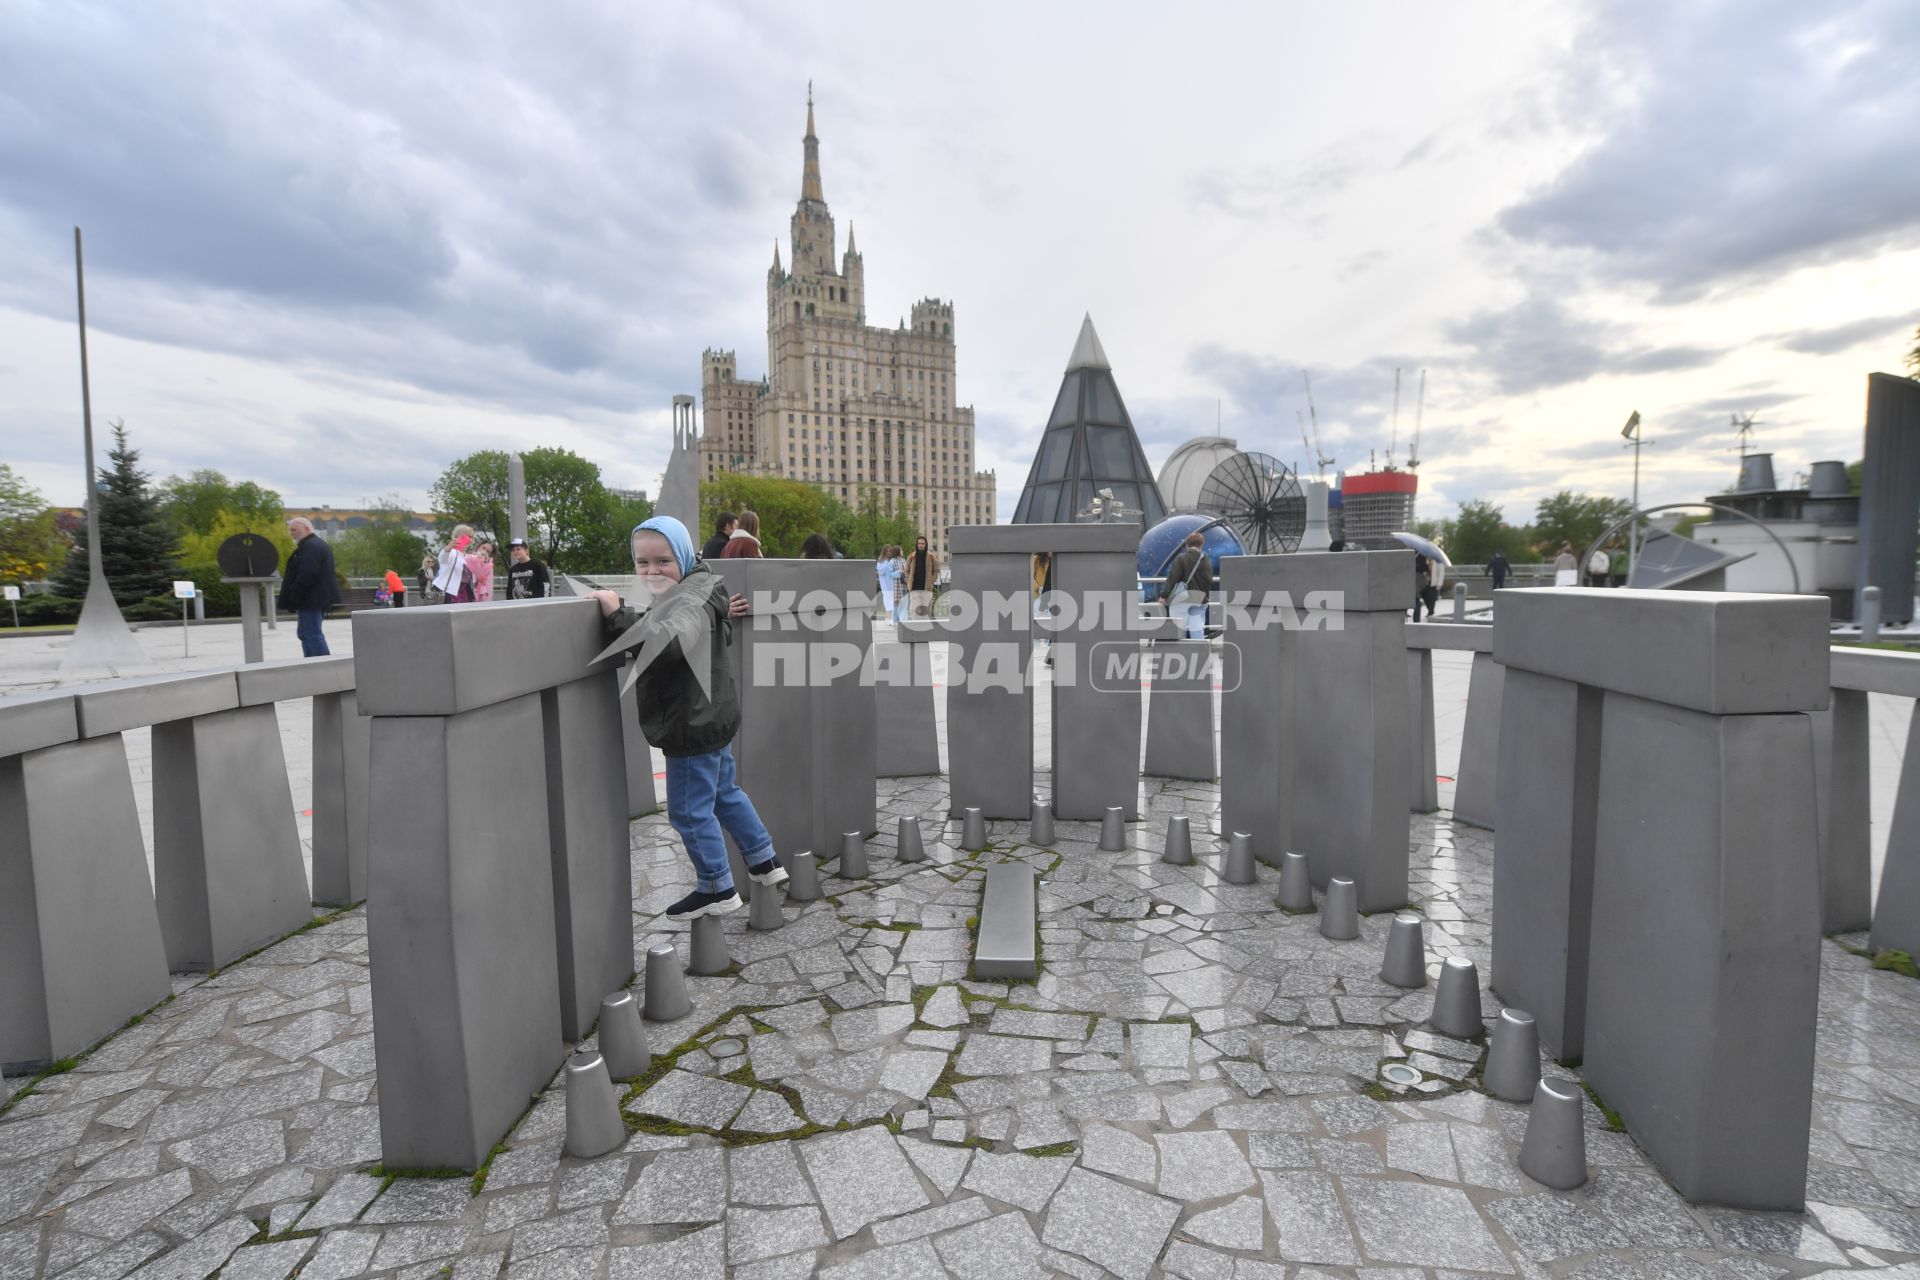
[1407,369,1426,472]
[1388,367,1402,468]
[1300,372,1334,476]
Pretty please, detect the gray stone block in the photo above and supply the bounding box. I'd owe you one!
[1050,548,1142,820]
[1450,652,1504,830]
[0,689,78,757]
[311,690,370,907]
[618,678,660,819]
[1,736,171,1069]
[949,524,1138,554]
[1408,649,1438,814]
[1812,689,1871,934]
[73,670,239,737]
[1831,645,1920,695]
[974,863,1037,980]
[365,694,564,1171]
[873,642,940,777]
[353,598,609,717]
[1583,691,1821,1209]
[1144,640,1216,780]
[1249,548,1416,613]
[1872,700,1920,958]
[1491,668,1601,1061]
[232,655,355,705]
[541,671,637,1042]
[1219,555,1296,865]
[152,705,313,971]
[947,548,1033,819]
[1494,588,1830,715]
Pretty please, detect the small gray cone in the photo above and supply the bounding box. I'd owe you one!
[1276,851,1314,912]
[1221,831,1256,884]
[1030,799,1055,846]
[786,850,822,902]
[597,991,651,1079]
[897,816,926,863]
[1320,877,1360,940]
[1430,956,1485,1039]
[962,807,988,851]
[687,915,730,975]
[749,878,785,931]
[1099,806,1126,851]
[1483,1008,1541,1103]
[839,831,871,879]
[1380,914,1428,988]
[1518,1077,1589,1189]
[1162,815,1194,866]
[563,1050,626,1159]
[642,941,691,1022]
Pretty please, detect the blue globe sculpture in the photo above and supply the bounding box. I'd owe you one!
[1137,515,1244,601]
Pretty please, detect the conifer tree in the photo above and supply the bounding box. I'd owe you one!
[53,420,180,604]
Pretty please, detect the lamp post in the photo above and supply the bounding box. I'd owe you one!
[1620,410,1651,575]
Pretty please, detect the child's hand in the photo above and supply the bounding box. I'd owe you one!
[728,593,749,618]
[592,590,620,617]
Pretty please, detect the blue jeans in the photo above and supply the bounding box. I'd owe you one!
[665,744,773,894]
[296,608,330,657]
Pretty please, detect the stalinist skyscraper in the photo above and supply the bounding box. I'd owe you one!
[698,92,996,556]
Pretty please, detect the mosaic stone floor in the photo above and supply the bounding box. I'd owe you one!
[4,774,1920,1280]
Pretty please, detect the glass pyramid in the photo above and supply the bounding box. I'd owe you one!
[1011,315,1169,526]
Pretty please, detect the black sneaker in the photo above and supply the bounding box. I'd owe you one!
[746,857,789,887]
[665,889,742,921]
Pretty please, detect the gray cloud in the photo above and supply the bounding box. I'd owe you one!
[1499,0,1920,296]
[1770,312,1920,358]
[1443,291,1726,395]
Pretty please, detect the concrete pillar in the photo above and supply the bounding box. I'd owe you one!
[0,693,171,1070]
[945,531,1034,819]
[1049,529,1143,820]
[1451,651,1504,830]
[617,677,660,819]
[152,704,312,970]
[541,670,637,1041]
[1407,649,1438,813]
[1144,636,1216,781]
[1277,551,1414,911]
[1811,689,1871,934]
[873,638,940,777]
[1219,558,1294,867]
[237,659,366,908]
[1872,701,1920,957]
[1494,587,1829,1209]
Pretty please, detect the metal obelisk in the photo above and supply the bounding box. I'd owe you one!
[508,452,529,544]
[59,227,148,681]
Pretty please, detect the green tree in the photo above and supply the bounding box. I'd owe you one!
[1908,325,1919,378]
[330,496,431,578]
[824,484,922,559]
[158,469,284,537]
[1443,500,1505,566]
[698,474,836,557]
[0,464,69,584]
[430,448,622,572]
[1848,459,1863,495]
[177,510,295,616]
[52,421,179,604]
[1531,490,1633,557]
[577,491,654,572]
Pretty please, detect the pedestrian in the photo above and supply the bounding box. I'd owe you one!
[1609,544,1629,588]
[418,553,436,601]
[1412,553,1433,621]
[907,535,938,619]
[800,533,834,559]
[888,546,909,623]
[1487,546,1511,592]
[469,539,496,602]
[434,525,479,603]
[1158,531,1212,640]
[383,568,407,607]
[589,516,782,921]
[702,512,737,562]
[1553,542,1578,588]
[719,510,763,558]
[875,544,898,619]
[505,537,552,598]
[278,516,341,657]
[1586,545,1610,588]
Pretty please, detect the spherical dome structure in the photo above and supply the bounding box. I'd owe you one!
[1137,514,1245,600]
[1157,437,1240,513]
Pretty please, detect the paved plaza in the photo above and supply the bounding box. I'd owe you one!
[3,624,1919,1279]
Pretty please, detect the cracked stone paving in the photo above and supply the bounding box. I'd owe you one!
[4,769,1920,1279]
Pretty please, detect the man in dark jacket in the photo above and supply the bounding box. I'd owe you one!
[1488,546,1511,592]
[701,512,737,562]
[278,517,342,657]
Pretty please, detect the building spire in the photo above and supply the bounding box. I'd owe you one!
[845,221,857,257]
[801,83,824,204]
[772,239,782,273]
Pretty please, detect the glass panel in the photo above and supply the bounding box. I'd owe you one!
[1047,373,1081,427]
[1025,483,1060,523]
[1084,425,1134,478]
[1037,428,1073,480]
[1087,374,1124,423]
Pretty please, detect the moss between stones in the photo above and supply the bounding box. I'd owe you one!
[1872,949,1920,980]
[1023,1140,1077,1157]
[1582,1081,1626,1132]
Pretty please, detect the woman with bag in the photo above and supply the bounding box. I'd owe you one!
[434,524,480,603]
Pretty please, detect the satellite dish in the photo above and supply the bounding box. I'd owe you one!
[1196,451,1305,554]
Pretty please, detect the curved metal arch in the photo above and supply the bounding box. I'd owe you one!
[1581,500,1801,596]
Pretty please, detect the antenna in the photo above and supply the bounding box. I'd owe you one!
[1408,369,1425,472]
[1731,412,1760,458]
[1301,372,1334,476]
[1388,367,1401,469]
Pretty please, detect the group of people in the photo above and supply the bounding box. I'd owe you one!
[702,512,940,622]
[422,527,554,605]
[1552,542,1629,587]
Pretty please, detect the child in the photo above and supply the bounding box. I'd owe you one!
[591,515,785,921]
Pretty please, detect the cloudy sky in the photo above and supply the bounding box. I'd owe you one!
[3,0,1917,528]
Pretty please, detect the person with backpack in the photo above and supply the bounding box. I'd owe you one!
[1587,545,1611,588]
[1159,531,1213,639]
